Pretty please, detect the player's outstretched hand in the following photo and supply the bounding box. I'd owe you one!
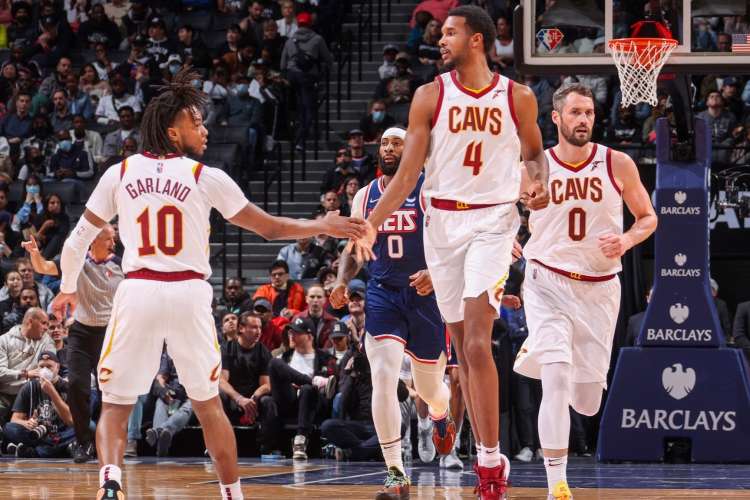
[329,283,349,309]
[502,294,522,310]
[51,292,78,321]
[521,179,550,211]
[409,270,434,296]
[21,235,40,255]
[320,210,368,239]
[598,233,632,258]
[345,220,377,262]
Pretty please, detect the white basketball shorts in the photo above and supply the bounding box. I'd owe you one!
[514,260,621,388]
[423,202,519,324]
[97,277,221,404]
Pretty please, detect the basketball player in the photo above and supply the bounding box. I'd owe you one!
[51,70,365,500]
[349,6,549,498]
[330,127,457,499]
[514,83,657,500]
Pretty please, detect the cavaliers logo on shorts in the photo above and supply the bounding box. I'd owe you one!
[99,367,113,383]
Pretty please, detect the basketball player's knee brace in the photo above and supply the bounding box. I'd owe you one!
[411,358,450,417]
[571,383,603,416]
[539,363,573,450]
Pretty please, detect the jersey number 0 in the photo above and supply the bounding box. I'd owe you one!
[137,206,184,256]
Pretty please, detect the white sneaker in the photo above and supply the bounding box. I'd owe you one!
[417,421,436,463]
[441,448,464,470]
[514,446,534,463]
[292,434,307,460]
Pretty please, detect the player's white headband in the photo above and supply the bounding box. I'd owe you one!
[382,127,406,140]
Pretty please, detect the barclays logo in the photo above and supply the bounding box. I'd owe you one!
[662,363,696,400]
[660,191,701,215]
[660,254,701,277]
[669,303,690,324]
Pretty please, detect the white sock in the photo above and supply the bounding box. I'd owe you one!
[454,417,464,451]
[480,442,502,468]
[475,442,483,463]
[99,464,122,487]
[220,480,243,500]
[544,455,568,493]
[381,437,405,474]
[418,415,432,431]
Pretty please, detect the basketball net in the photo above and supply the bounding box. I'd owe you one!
[608,38,678,107]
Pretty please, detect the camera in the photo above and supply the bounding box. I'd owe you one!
[31,424,47,440]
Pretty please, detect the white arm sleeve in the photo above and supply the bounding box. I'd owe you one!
[59,216,102,293]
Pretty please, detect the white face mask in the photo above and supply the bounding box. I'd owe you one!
[39,367,54,381]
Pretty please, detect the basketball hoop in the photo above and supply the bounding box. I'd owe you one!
[608,38,678,107]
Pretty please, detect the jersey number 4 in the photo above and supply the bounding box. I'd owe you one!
[137,206,184,256]
[463,142,483,175]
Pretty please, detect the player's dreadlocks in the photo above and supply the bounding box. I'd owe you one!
[140,67,207,155]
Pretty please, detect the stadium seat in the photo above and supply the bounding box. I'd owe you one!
[177,11,214,33]
[43,181,79,205]
[202,30,228,50]
[208,125,249,150]
[212,13,243,30]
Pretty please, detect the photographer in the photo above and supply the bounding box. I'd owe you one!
[320,344,379,461]
[144,352,193,457]
[3,351,75,458]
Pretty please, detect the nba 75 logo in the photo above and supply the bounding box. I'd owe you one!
[536,28,564,51]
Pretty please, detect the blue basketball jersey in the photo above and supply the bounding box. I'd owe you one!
[361,174,426,287]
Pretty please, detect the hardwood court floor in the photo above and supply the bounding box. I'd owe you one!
[0,457,748,499]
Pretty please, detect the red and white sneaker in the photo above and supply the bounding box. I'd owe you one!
[473,454,510,500]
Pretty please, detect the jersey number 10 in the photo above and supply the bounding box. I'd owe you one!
[137,206,184,256]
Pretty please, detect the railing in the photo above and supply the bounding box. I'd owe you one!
[336,29,354,120]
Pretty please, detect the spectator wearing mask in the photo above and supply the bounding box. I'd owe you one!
[253,298,288,351]
[50,89,74,133]
[320,345,378,461]
[145,352,193,457]
[219,313,273,446]
[2,350,74,457]
[359,100,396,144]
[280,11,334,151]
[33,194,72,259]
[95,74,142,126]
[78,3,122,49]
[215,278,254,320]
[0,92,32,148]
[266,316,336,459]
[0,258,54,309]
[1,286,39,333]
[0,308,53,424]
[48,130,94,181]
[347,129,376,183]
[11,176,44,231]
[225,79,265,167]
[321,147,357,195]
[177,24,211,70]
[276,0,298,38]
[102,106,141,162]
[295,285,337,349]
[70,118,103,168]
[379,44,399,80]
[253,260,307,318]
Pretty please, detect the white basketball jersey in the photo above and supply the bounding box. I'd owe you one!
[424,70,521,204]
[524,144,623,276]
[85,153,248,277]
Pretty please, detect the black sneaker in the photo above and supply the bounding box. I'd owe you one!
[145,428,160,448]
[71,441,91,464]
[156,428,172,457]
[96,479,125,499]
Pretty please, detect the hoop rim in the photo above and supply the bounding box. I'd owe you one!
[608,37,679,50]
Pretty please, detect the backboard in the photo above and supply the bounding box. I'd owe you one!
[514,0,750,75]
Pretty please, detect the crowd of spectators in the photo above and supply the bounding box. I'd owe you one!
[0,0,747,467]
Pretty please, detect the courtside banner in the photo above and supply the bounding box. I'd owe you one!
[638,118,724,347]
[598,347,750,462]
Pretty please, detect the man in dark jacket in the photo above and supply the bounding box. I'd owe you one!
[214,278,254,320]
[265,317,336,459]
[280,12,333,151]
[177,24,211,70]
[78,3,122,49]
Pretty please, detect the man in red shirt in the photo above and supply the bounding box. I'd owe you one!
[254,298,287,350]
